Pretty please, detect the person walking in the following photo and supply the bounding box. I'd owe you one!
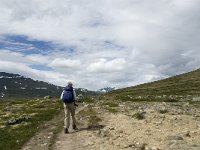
[60,82,78,134]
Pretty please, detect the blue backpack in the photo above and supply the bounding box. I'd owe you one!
[61,86,74,103]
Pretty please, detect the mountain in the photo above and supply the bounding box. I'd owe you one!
[109,68,200,101]
[0,72,96,100]
[97,87,115,93]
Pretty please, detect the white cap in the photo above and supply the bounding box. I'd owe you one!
[68,81,73,86]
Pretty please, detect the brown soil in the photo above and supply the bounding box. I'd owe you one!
[22,102,200,150]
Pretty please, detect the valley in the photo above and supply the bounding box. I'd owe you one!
[1,69,200,150]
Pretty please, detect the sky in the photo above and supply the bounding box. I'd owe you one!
[0,0,200,90]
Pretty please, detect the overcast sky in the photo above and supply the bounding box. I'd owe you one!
[0,0,200,90]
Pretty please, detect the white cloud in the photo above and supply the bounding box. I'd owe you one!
[49,58,81,69]
[0,0,200,90]
[0,60,69,86]
[87,58,126,73]
[26,54,53,64]
[0,50,32,64]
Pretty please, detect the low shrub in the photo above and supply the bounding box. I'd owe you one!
[132,112,145,120]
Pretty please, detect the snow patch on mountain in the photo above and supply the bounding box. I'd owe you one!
[97,87,115,93]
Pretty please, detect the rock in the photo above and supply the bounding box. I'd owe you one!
[117,130,123,133]
[110,127,115,130]
[145,146,160,150]
[41,143,48,146]
[165,140,200,150]
[197,124,200,130]
[99,129,110,137]
[6,115,31,125]
[166,135,183,141]
[144,146,152,150]
[83,141,94,146]
[123,144,128,148]
[155,122,162,126]
[184,131,191,137]
[168,140,179,149]
[56,141,61,144]
[149,109,155,113]
[151,146,160,150]
[115,143,120,146]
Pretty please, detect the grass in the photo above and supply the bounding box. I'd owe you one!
[77,106,102,129]
[78,106,97,117]
[88,115,102,129]
[107,68,200,102]
[132,112,145,120]
[105,107,118,113]
[99,99,119,113]
[48,113,64,150]
[82,96,95,103]
[158,109,169,114]
[101,101,118,107]
[0,99,62,150]
[189,101,200,108]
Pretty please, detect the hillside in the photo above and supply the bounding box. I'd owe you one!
[109,68,200,101]
[1,70,200,150]
[0,72,96,100]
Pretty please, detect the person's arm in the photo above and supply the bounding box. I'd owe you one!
[73,89,76,101]
[60,91,64,100]
[73,89,78,106]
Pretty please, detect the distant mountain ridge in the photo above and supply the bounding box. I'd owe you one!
[97,87,115,93]
[0,72,96,100]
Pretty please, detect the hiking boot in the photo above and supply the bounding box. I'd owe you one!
[64,128,69,134]
[73,124,78,130]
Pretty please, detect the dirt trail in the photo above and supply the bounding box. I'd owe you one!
[21,111,63,150]
[21,105,86,150]
[53,105,105,150]
[53,102,200,150]
[22,101,200,150]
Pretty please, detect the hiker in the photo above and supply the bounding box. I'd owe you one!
[60,82,78,133]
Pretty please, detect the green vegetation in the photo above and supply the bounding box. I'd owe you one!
[0,99,62,150]
[158,109,168,114]
[132,112,145,120]
[105,107,118,113]
[82,96,95,103]
[108,68,200,102]
[99,99,119,113]
[88,115,102,129]
[78,106,97,117]
[140,143,148,150]
[101,101,118,107]
[77,106,102,129]
[189,101,200,108]
[48,114,64,150]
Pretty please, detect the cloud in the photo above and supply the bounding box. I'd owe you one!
[0,0,200,90]
[49,58,81,69]
[0,59,70,86]
[0,50,31,64]
[26,54,52,64]
[87,58,126,73]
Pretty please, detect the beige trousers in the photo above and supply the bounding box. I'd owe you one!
[64,103,76,129]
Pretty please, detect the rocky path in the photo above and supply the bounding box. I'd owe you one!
[21,104,86,150]
[22,101,200,150]
[21,111,64,150]
[52,104,105,150]
[53,102,200,150]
